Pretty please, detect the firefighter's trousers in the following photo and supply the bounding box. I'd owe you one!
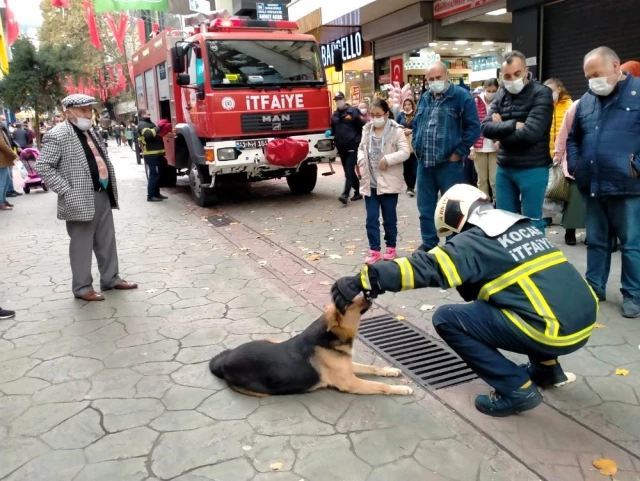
[432,301,587,394]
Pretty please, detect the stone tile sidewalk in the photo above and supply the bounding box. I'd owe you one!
[0,147,533,481]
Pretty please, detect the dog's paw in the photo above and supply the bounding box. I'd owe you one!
[391,385,413,396]
[382,367,402,377]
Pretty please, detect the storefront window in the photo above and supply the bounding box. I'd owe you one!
[326,57,374,106]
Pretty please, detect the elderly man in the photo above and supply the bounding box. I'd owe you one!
[567,47,640,318]
[409,62,481,251]
[481,51,554,232]
[36,94,138,301]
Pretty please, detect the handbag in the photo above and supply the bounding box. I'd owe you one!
[545,163,569,203]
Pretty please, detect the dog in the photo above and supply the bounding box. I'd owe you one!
[209,295,413,397]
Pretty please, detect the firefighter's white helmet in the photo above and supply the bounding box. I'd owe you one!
[434,184,490,237]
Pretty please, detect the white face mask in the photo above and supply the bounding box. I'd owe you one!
[552,91,559,102]
[372,117,386,128]
[360,109,368,116]
[430,80,447,94]
[68,112,93,131]
[484,92,496,101]
[336,100,346,109]
[503,76,526,95]
[589,72,621,96]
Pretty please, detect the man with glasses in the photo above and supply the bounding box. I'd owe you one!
[481,51,554,232]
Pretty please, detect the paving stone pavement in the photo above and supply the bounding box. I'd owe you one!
[0,146,540,481]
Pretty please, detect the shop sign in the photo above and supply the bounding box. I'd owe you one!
[350,86,361,104]
[321,31,364,69]
[257,3,286,21]
[378,74,391,85]
[391,58,403,85]
[433,0,500,19]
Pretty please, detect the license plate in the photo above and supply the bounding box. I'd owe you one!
[236,139,268,150]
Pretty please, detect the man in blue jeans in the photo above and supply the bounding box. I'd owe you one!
[567,46,640,318]
[482,51,554,232]
[410,62,480,251]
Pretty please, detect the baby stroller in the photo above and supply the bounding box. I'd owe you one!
[20,148,47,194]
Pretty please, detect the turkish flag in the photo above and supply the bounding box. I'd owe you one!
[51,0,70,7]
[390,58,404,86]
[104,13,129,55]
[83,0,102,51]
[5,0,19,46]
[116,64,127,92]
[137,18,146,47]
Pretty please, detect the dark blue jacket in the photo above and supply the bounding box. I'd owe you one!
[567,75,640,197]
[330,104,365,150]
[410,83,480,165]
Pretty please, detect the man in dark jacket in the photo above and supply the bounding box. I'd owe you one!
[332,184,598,417]
[482,51,554,232]
[329,92,365,205]
[567,46,640,318]
[137,109,168,202]
[11,124,28,149]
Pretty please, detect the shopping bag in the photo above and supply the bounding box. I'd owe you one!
[545,163,569,203]
[16,161,28,180]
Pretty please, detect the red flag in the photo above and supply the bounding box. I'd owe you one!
[65,75,76,94]
[152,23,159,35]
[51,0,70,7]
[5,0,19,46]
[116,64,127,92]
[137,18,146,46]
[87,77,96,96]
[83,0,102,51]
[165,26,172,32]
[104,13,129,55]
[98,67,106,88]
[77,78,85,95]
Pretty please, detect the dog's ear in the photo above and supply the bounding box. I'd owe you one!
[324,304,341,332]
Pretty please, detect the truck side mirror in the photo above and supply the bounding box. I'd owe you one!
[176,73,191,86]
[172,45,185,73]
[334,49,344,73]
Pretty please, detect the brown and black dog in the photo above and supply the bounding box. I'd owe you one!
[209,295,413,397]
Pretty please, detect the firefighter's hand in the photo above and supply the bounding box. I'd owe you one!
[324,129,332,138]
[332,276,365,314]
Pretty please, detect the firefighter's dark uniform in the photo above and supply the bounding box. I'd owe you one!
[137,118,165,200]
[362,218,599,395]
[330,104,365,199]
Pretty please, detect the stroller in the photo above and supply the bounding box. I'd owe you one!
[20,148,48,194]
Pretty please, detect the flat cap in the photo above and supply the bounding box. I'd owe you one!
[61,94,97,109]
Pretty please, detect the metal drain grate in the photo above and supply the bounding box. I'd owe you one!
[358,315,477,389]
[207,214,235,227]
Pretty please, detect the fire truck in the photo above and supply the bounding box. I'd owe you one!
[131,14,339,206]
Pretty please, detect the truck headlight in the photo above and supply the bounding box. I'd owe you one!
[217,148,238,161]
[315,139,334,152]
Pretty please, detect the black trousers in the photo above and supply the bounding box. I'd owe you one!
[403,153,417,190]
[145,154,163,199]
[338,147,360,197]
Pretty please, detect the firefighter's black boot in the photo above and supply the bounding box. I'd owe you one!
[474,381,543,417]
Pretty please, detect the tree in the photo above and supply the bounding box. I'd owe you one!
[0,37,79,144]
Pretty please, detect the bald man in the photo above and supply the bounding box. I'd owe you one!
[409,62,480,251]
[567,46,640,318]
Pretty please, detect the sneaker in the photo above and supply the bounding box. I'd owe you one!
[522,361,576,388]
[365,250,382,265]
[474,382,543,417]
[622,296,640,318]
[407,189,415,197]
[339,194,348,205]
[0,308,15,320]
[351,194,363,201]
[383,247,397,261]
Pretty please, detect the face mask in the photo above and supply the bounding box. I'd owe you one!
[403,107,413,114]
[336,100,346,109]
[504,76,525,95]
[552,91,559,102]
[372,117,386,128]
[430,81,447,94]
[360,109,368,115]
[484,92,496,102]
[589,72,620,96]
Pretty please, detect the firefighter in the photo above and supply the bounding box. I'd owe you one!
[137,109,168,202]
[331,184,598,417]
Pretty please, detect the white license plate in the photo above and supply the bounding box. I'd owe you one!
[236,139,268,150]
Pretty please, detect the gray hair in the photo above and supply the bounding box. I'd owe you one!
[503,51,527,66]
[584,46,620,64]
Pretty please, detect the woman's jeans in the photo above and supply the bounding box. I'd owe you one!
[0,167,12,203]
[365,188,398,252]
[496,165,549,232]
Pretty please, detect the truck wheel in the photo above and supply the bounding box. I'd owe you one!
[287,163,318,194]
[189,162,216,207]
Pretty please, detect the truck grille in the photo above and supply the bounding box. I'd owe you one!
[240,111,309,134]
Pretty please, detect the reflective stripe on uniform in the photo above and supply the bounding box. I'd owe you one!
[141,127,156,138]
[393,258,415,290]
[428,247,462,287]
[478,251,566,301]
[518,276,559,337]
[501,309,594,347]
[584,280,601,314]
[360,266,372,291]
[143,149,165,155]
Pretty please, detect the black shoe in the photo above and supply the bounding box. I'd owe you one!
[564,229,576,246]
[418,244,435,253]
[0,308,15,320]
[351,194,363,201]
[147,197,163,202]
[156,194,168,200]
[6,191,19,197]
[339,194,348,205]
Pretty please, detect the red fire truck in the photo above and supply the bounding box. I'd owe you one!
[131,14,339,206]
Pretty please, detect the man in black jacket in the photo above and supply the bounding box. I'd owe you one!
[329,92,365,205]
[137,110,168,202]
[481,51,553,231]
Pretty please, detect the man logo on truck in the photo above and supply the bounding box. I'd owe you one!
[262,115,289,131]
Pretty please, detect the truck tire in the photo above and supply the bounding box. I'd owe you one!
[189,161,216,207]
[286,163,317,195]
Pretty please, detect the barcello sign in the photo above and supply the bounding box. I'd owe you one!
[433,0,500,19]
[320,31,364,69]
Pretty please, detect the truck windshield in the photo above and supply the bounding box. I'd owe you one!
[206,40,324,87]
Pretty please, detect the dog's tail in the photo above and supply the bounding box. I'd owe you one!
[209,350,230,379]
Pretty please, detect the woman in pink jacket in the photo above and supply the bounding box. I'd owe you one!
[554,100,585,245]
[358,100,410,264]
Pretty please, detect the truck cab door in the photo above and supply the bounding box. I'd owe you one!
[185,45,208,132]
